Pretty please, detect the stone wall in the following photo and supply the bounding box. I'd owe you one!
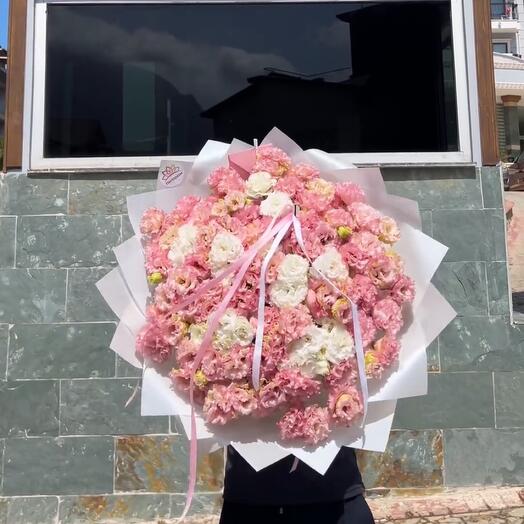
[0,166,522,523]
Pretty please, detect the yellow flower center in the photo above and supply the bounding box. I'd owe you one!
[194,370,208,388]
[337,226,353,240]
[147,272,164,285]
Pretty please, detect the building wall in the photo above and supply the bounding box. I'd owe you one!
[0,166,522,523]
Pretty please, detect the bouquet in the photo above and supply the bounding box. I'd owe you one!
[97,129,455,512]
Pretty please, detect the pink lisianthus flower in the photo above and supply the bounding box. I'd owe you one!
[288,162,320,181]
[208,166,245,196]
[253,146,291,177]
[296,179,335,214]
[367,254,399,290]
[258,379,288,411]
[335,182,367,206]
[136,322,174,363]
[172,196,201,224]
[222,344,253,381]
[184,285,224,323]
[266,251,285,284]
[306,283,338,320]
[140,208,165,237]
[278,305,313,344]
[349,202,382,234]
[326,357,358,387]
[328,385,363,425]
[191,198,217,225]
[234,204,262,227]
[224,190,247,213]
[203,383,258,425]
[340,231,384,271]
[278,405,331,445]
[331,297,352,324]
[324,208,355,230]
[275,368,321,400]
[230,270,259,315]
[349,274,379,312]
[353,310,378,348]
[373,298,403,335]
[391,275,416,305]
[174,337,197,366]
[260,340,286,380]
[168,265,201,296]
[365,335,400,379]
[378,216,401,244]
[275,175,303,197]
[144,241,170,275]
[200,349,225,382]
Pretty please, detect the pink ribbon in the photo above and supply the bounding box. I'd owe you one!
[177,207,368,520]
[178,211,293,520]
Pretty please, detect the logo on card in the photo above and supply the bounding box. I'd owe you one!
[161,164,184,186]
[157,160,190,189]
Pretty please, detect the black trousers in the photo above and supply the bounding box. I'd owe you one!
[219,495,375,524]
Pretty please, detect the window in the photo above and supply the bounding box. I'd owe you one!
[493,41,510,53]
[28,0,474,169]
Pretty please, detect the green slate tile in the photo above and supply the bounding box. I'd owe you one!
[17,215,121,268]
[481,166,504,209]
[60,379,168,435]
[444,429,524,485]
[0,380,59,437]
[8,323,115,379]
[0,174,67,215]
[6,497,58,524]
[115,436,223,493]
[0,269,66,323]
[432,209,506,262]
[69,176,156,215]
[357,430,443,488]
[66,268,117,322]
[439,317,524,371]
[432,261,488,316]
[3,437,114,496]
[0,218,16,268]
[393,373,494,429]
[494,372,524,428]
[59,494,170,523]
[382,166,482,210]
[487,261,511,316]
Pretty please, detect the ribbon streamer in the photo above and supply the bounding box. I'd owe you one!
[177,208,369,520]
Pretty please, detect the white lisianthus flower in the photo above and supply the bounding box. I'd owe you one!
[277,254,309,285]
[321,319,355,364]
[287,325,329,377]
[311,246,349,282]
[189,322,207,346]
[209,231,244,274]
[260,191,293,217]
[214,310,254,350]
[168,224,199,266]
[246,171,276,198]
[269,280,308,308]
[287,320,354,377]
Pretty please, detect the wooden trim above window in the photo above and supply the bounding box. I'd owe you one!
[474,0,500,166]
[4,0,27,171]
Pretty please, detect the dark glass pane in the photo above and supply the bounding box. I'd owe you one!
[44,1,458,157]
[493,42,509,53]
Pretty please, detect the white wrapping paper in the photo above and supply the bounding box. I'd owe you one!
[97,128,456,473]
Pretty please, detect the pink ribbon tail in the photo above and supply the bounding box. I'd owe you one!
[178,211,293,520]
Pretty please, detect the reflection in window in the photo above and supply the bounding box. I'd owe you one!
[493,42,509,53]
[44,2,458,157]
